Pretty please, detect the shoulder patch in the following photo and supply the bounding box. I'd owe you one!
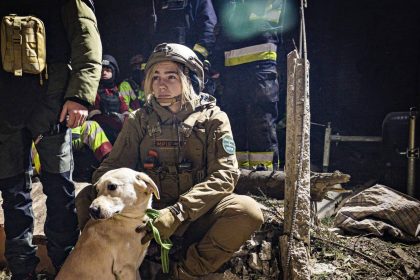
[222,135,236,155]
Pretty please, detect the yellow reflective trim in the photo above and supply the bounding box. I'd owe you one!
[141,63,146,70]
[71,126,81,134]
[118,81,134,110]
[31,142,41,175]
[193,44,209,58]
[86,121,110,151]
[225,51,277,66]
[238,161,250,169]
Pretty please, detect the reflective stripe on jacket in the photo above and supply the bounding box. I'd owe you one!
[224,43,277,66]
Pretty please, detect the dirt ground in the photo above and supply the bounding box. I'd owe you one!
[311,218,420,280]
[0,181,418,279]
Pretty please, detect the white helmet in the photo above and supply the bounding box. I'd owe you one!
[145,43,204,91]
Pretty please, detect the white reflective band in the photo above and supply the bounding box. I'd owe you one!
[249,151,274,162]
[225,43,277,60]
[224,43,277,66]
[236,151,250,162]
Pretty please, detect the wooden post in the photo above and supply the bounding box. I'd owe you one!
[280,49,311,279]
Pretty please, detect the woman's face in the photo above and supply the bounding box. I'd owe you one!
[151,61,182,99]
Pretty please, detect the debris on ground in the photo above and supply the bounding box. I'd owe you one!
[0,182,418,280]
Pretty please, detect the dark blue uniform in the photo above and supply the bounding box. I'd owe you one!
[215,0,281,170]
[148,0,217,59]
[146,0,217,94]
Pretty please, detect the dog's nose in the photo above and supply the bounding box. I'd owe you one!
[89,206,101,220]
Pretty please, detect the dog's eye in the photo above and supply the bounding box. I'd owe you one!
[107,184,118,191]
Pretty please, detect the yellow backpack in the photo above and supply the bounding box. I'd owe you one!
[1,14,47,84]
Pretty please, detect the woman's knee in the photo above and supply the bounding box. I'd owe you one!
[222,194,264,230]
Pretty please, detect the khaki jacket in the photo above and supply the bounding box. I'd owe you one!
[93,94,240,221]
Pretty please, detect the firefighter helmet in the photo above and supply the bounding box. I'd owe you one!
[145,43,204,91]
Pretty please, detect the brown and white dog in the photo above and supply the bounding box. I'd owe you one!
[56,168,159,280]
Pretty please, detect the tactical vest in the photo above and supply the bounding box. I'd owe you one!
[98,87,121,114]
[139,105,209,207]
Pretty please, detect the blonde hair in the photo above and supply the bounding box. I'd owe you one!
[144,62,198,105]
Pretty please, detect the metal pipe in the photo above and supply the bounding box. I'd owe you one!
[407,108,418,196]
[322,122,332,172]
[322,122,382,172]
[330,135,382,142]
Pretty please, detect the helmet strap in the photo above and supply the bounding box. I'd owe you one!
[156,95,182,107]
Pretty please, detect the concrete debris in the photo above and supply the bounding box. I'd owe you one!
[311,262,336,275]
[248,253,262,271]
[258,241,272,261]
[224,203,283,280]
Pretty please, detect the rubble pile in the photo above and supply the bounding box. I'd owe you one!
[222,198,284,280]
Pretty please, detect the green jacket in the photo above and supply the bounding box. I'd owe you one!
[0,0,102,134]
[93,94,240,222]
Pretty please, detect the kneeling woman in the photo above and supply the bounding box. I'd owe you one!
[77,43,264,279]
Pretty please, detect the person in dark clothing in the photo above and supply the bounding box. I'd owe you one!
[146,0,218,95]
[88,54,129,144]
[214,0,282,171]
[0,1,102,279]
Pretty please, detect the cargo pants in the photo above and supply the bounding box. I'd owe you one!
[0,99,79,276]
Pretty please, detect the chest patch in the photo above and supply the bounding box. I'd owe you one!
[222,135,236,155]
[155,140,186,148]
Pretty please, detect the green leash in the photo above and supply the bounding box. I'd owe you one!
[146,209,173,273]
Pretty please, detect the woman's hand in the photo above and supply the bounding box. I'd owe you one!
[141,208,182,244]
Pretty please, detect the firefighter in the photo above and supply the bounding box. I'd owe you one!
[76,43,264,279]
[0,0,102,279]
[118,54,147,111]
[146,0,218,95]
[215,0,282,170]
[88,54,129,143]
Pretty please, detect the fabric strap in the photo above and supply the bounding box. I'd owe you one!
[146,208,173,273]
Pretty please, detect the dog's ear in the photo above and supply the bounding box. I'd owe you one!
[92,176,103,191]
[135,172,160,200]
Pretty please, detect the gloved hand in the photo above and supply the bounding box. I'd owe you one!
[141,207,182,244]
